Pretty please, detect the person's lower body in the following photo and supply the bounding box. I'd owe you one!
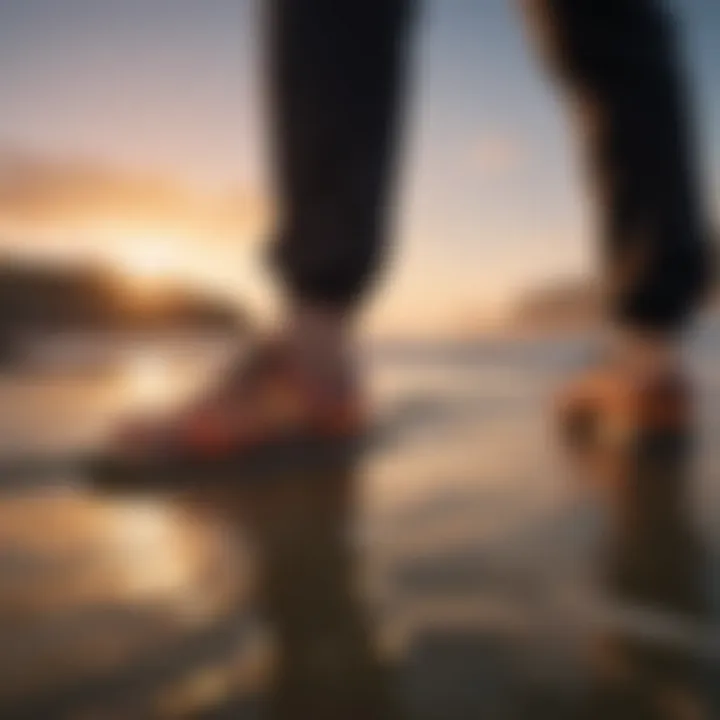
[264,0,413,399]
[521,0,712,450]
[268,0,712,457]
[113,0,712,464]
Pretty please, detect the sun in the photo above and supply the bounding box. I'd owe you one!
[117,240,179,281]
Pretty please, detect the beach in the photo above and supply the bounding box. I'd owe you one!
[0,329,717,718]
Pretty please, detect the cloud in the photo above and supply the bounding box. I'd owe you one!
[0,150,267,241]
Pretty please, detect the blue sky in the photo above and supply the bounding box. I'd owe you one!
[0,0,718,333]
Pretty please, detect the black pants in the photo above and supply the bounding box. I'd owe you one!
[268,0,712,332]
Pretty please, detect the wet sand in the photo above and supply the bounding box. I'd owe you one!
[0,339,717,718]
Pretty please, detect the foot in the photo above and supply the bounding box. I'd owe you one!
[108,339,364,467]
[558,342,692,455]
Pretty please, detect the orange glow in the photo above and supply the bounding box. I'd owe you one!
[116,240,181,282]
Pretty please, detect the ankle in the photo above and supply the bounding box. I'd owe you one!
[283,303,357,394]
[609,328,684,381]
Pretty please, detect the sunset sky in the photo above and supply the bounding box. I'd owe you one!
[1,0,719,335]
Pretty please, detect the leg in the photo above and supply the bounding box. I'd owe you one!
[523,0,712,337]
[266,0,415,420]
[522,1,713,463]
[525,21,711,710]
[267,0,415,401]
[109,1,414,467]
[267,0,414,309]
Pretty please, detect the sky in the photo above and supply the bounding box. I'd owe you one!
[0,0,719,335]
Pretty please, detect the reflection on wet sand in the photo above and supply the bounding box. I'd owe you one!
[83,430,716,719]
[188,459,398,720]
[581,431,712,720]
[0,350,717,718]
[0,492,246,717]
[49,454,396,720]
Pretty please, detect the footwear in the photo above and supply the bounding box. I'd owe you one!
[557,362,692,456]
[104,341,364,473]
